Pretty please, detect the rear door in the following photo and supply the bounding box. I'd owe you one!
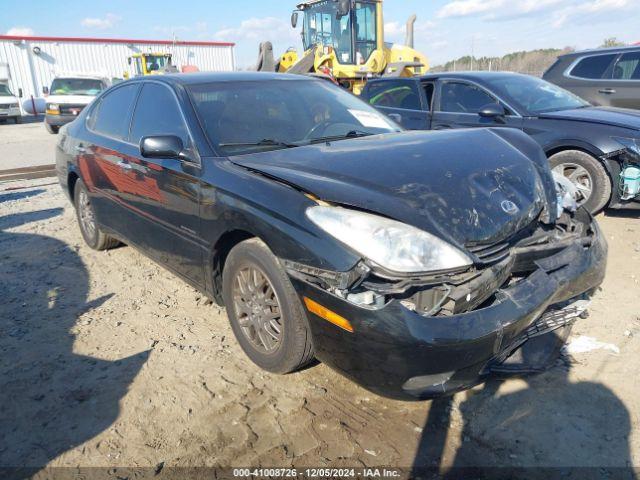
[431,80,523,130]
[126,82,204,285]
[81,82,141,236]
[562,53,618,106]
[362,79,430,130]
[608,51,640,109]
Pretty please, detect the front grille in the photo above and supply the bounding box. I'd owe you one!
[466,219,550,267]
[467,242,511,265]
[60,104,86,116]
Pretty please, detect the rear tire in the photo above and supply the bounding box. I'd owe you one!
[548,150,611,214]
[45,123,59,134]
[222,238,315,374]
[73,179,119,251]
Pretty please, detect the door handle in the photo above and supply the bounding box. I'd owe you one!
[117,160,133,172]
[388,113,402,123]
[598,88,616,94]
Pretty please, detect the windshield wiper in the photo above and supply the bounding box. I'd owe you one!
[219,138,298,149]
[305,130,375,145]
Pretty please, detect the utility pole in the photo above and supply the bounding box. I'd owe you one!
[470,35,475,71]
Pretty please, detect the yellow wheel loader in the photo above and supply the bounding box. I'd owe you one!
[255,0,429,94]
[124,53,179,78]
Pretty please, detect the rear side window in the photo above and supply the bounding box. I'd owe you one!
[439,82,495,114]
[612,51,640,80]
[130,83,189,146]
[570,54,616,79]
[91,84,139,140]
[366,81,422,110]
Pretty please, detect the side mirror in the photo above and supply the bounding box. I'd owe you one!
[478,103,506,118]
[18,88,23,98]
[291,11,299,28]
[128,57,132,65]
[388,113,402,123]
[42,86,49,95]
[337,0,351,18]
[140,135,190,161]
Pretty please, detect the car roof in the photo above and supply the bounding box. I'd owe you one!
[557,45,640,58]
[130,71,315,86]
[371,71,532,83]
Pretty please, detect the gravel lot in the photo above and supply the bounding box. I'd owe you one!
[1,175,639,475]
[0,119,57,171]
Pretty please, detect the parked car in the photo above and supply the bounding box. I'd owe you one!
[56,73,606,400]
[45,75,109,134]
[361,72,640,213]
[0,82,22,124]
[0,62,22,124]
[543,46,640,110]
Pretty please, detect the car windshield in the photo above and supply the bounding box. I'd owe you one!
[0,84,13,96]
[188,79,401,156]
[486,75,590,114]
[50,78,104,96]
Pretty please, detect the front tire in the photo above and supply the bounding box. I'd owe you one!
[14,116,22,124]
[45,123,59,134]
[73,179,119,251]
[549,150,611,214]
[222,238,315,374]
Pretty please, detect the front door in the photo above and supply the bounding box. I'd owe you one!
[125,82,204,286]
[431,80,523,130]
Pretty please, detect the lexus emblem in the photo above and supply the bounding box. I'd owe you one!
[501,200,519,215]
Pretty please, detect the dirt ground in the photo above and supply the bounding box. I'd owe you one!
[0,119,57,170]
[1,178,639,476]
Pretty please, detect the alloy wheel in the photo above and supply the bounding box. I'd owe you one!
[232,265,283,354]
[552,162,593,207]
[78,189,97,239]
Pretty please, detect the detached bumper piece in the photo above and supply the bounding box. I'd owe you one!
[488,297,590,376]
[288,214,607,400]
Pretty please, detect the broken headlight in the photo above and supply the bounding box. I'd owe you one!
[306,206,472,274]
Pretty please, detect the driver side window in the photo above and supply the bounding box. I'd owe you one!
[129,83,190,147]
[439,82,496,114]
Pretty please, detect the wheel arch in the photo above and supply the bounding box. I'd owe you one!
[544,141,616,179]
[210,229,259,305]
[67,170,80,202]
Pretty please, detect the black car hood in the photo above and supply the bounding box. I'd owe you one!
[539,106,640,130]
[230,130,550,247]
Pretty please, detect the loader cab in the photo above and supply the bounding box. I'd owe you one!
[127,53,174,77]
[297,0,381,66]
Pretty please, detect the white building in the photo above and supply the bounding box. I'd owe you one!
[0,34,236,103]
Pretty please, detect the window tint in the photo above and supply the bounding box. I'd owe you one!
[570,54,616,79]
[612,51,640,80]
[439,82,495,113]
[367,81,422,110]
[130,83,189,146]
[92,84,138,139]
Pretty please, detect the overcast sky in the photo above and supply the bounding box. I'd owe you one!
[2,0,639,68]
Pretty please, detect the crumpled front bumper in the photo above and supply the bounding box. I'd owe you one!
[290,220,607,401]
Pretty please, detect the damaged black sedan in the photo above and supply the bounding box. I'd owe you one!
[56,73,607,400]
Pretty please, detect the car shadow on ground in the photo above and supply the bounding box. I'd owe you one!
[604,209,640,219]
[0,208,149,473]
[0,189,45,204]
[411,333,636,480]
